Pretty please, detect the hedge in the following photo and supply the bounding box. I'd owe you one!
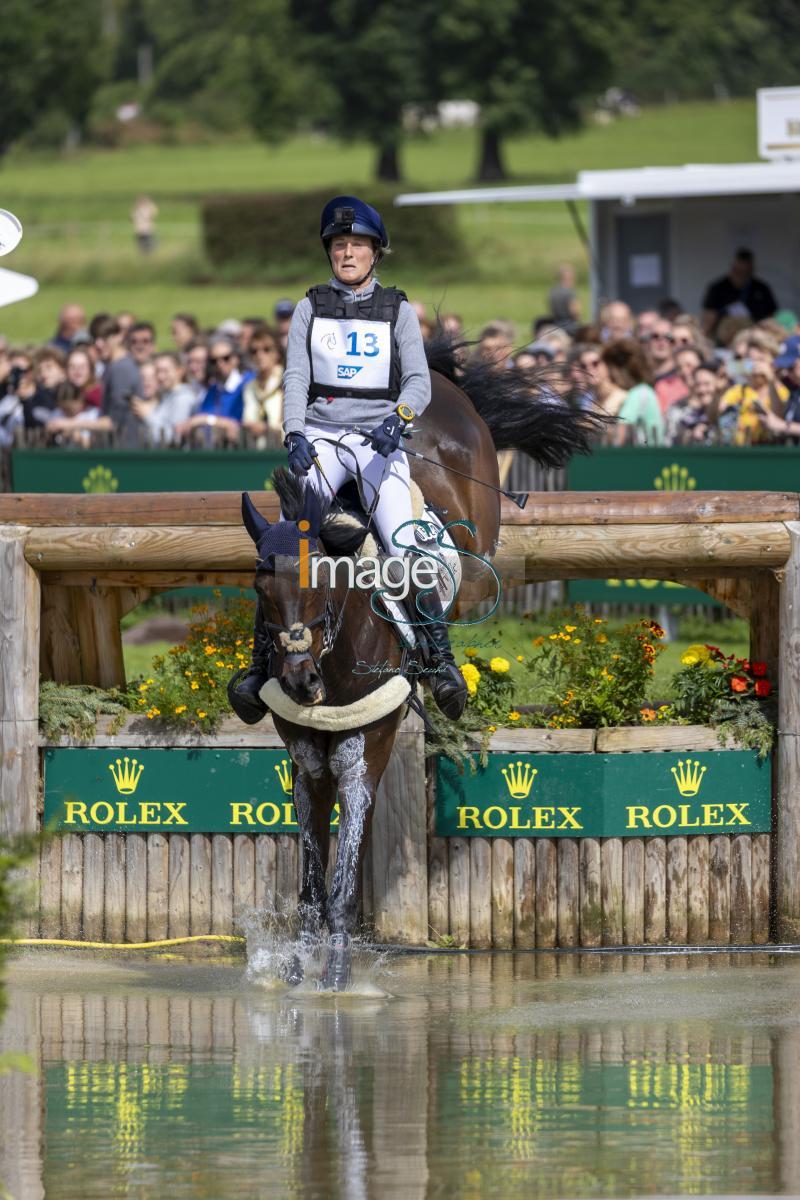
[201,188,467,280]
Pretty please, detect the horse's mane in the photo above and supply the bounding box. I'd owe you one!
[425,331,609,469]
[271,466,367,552]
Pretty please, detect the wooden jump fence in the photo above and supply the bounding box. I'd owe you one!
[2,489,799,948]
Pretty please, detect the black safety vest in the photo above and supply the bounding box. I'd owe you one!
[306,283,406,403]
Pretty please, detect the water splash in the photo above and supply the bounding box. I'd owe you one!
[238,895,393,997]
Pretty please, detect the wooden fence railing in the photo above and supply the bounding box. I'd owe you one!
[2,489,799,946]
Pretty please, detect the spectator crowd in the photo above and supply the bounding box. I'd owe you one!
[3,247,800,453]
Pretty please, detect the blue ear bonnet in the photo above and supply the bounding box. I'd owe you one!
[254,522,319,572]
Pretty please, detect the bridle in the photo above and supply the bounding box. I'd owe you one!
[258,555,344,678]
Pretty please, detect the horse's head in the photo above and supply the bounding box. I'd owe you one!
[242,471,332,706]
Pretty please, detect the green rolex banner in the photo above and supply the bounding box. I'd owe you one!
[43,748,339,833]
[435,751,771,838]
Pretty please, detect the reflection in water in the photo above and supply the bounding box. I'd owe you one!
[1,951,798,1198]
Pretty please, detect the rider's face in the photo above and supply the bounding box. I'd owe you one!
[329,235,375,288]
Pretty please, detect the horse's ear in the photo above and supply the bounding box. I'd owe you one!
[241,493,270,544]
[299,482,323,536]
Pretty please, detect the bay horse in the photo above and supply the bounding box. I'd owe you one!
[241,342,602,989]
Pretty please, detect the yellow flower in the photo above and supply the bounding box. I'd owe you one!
[204,645,217,656]
[593,618,604,624]
[559,633,571,641]
[572,638,582,645]
[464,647,478,658]
[681,644,711,666]
[191,681,200,690]
[138,683,149,692]
[489,656,510,674]
[174,705,187,714]
[146,678,154,685]
[197,710,207,719]
[532,636,545,646]
[508,711,521,721]
[487,725,497,733]
[138,698,146,706]
[184,670,192,677]
[145,706,160,719]
[459,663,480,695]
[548,634,559,641]
[215,660,225,668]
[596,633,608,644]
[516,655,524,662]
[564,625,577,633]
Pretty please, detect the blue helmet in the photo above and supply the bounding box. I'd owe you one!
[319,195,389,250]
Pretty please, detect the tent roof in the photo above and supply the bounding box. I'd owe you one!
[395,161,800,207]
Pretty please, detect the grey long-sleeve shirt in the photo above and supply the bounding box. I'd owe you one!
[281,276,431,437]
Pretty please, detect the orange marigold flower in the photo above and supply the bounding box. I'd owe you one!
[640,708,656,722]
[730,675,748,693]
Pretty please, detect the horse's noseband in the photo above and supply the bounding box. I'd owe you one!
[278,623,313,653]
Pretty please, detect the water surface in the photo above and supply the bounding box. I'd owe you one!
[2,951,800,1198]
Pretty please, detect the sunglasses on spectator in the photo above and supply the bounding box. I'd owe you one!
[210,353,233,364]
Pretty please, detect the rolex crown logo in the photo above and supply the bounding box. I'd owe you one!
[671,758,707,797]
[654,463,696,492]
[275,760,293,795]
[501,760,538,800]
[109,756,144,795]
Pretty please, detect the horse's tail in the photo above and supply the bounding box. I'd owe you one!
[425,333,607,469]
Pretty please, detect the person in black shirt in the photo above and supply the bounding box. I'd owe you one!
[701,248,777,341]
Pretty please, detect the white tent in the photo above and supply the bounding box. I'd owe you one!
[396,161,800,316]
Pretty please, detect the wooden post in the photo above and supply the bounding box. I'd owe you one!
[371,709,428,944]
[777,523,800,940]
[601,838,623,946]
[491,838,514,948]
[0,529,40,935]
[448,838,470,946]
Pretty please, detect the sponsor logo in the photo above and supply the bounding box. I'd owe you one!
[109,756,144,795]
[671,758,707,797]
[336,364,363,379]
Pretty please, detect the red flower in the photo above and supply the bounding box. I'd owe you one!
[752,661,768,677]
[754,679,772,697]
[705,644,724,659]
[730,676,749,693]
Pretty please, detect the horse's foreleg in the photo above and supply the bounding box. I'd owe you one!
[289,734,334,932]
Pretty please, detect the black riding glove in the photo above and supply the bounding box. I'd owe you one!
[284,432,315,475]
[362,413,407,457]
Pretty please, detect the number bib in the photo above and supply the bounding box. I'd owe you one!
[310,317,392,394]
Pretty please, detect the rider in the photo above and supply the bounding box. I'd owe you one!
[229,194,468,724]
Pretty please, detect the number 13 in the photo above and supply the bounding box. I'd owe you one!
[346,332,380,357]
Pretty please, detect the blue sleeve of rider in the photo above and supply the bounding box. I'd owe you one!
[395,301,431,418]
[282,298,312,438]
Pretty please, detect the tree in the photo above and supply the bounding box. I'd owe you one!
[0,0,108,154]
[291,0,435,182]
[432,0,618,181]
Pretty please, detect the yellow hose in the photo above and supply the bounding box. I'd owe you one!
[1,935,246,950]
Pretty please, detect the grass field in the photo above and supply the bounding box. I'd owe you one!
[0,99,756,342]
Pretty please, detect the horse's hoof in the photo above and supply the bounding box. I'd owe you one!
[318,933,352,992]
[282,955,304,987]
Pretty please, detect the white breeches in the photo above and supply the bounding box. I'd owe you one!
[300,421,415,556]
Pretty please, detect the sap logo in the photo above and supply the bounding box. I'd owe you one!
[337,365,363,380]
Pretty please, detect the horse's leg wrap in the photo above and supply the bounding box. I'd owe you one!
[227,605,273,725]
[318,932,352,992]
[283,735,332,986]
[325,733,372,961]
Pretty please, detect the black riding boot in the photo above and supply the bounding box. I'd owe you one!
[227,606,272,725]
[414,587,468,721]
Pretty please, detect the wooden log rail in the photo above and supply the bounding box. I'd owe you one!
[1,490,799,945]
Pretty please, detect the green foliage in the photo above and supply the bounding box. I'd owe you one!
[669,645,775,758]
[520,609,666,728]
[0,0,109,153]
[423,696,492,773]
[201,188,467,279]
[130,594,256,731]
[38,682,131,741]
